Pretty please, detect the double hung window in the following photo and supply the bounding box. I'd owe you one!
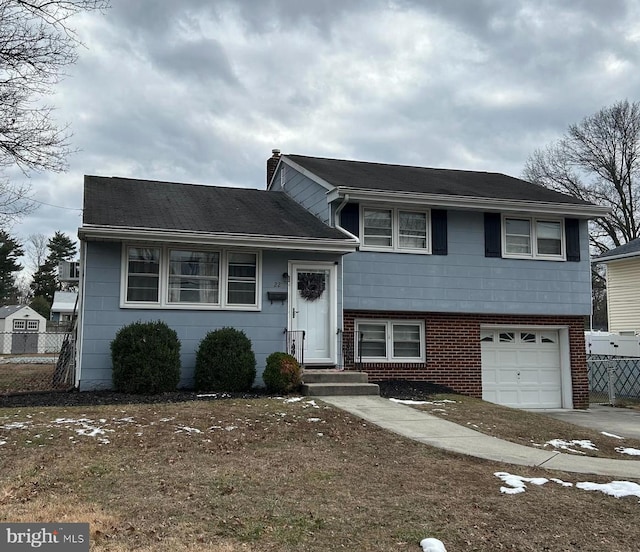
[356,320,424,362]
[362,208,429,252]
[503,217,564,259]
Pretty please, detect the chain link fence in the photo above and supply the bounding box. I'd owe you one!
[0,332,76,394]
[587,354,640,406]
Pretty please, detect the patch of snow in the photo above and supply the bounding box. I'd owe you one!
[307,418,322,422]
[158,417,175,422]
[498,471,640,500]
[303,400,320,409]
[197,393,231,398]
[0,440,6,445]
[283,397,303,403]
[1,421,31,430]
[390,398,431,405]
[495,472,549,494]
[175,426,202,434]
[420,537,447,551]
[616,447,640,456]
[550,478,573,487]
[576,481,640,499]
[544,439,598,454]
[601,431,624,439]
[390,398,456,406]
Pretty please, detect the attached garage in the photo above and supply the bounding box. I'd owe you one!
[481,328,569,409]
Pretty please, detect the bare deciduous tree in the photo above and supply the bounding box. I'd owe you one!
[0,0,109,222]
[523,99,640,255]
[26,232,47,272]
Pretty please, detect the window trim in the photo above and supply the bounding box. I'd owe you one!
[13,319,26,331]
[360,206,431,254]
[501,216,566,260]
[121,244,262,311]
[355,319,425,362]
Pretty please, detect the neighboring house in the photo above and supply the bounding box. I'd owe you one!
[51,291,78,323]
[594,237,640,334]
[0,305,47,354]
[76,152,608,409]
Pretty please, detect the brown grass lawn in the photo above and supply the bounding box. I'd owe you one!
[0,361,67,394]
[403,394,640,460]
[0,397,639,551]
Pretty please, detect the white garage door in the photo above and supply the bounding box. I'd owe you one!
[481,329,562,409]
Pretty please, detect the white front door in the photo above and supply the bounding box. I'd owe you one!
[289,262,336,365]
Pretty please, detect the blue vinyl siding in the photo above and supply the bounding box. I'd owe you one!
[274,164,330,223]
[343,211,592,315]
[79,241,342,390]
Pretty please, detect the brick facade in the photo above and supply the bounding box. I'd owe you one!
[343,311,588,409]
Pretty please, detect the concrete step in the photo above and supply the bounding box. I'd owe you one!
[301,382,380,397]
[303,370,369,384]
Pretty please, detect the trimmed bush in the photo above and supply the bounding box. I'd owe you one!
[111,320,181,394]
[195,327,256,392]
[263,352,302,394]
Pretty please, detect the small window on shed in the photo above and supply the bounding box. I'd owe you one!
[13,320,26,330]
[27,320,39,330]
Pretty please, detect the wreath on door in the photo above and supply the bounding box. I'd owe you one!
[298,272,326,301]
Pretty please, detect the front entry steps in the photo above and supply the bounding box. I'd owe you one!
[301,369,380,397]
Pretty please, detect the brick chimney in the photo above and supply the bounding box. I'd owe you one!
[266,149,281,186]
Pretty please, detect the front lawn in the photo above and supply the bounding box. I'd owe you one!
[0,396,639,551]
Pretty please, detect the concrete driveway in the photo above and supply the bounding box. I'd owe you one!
[541,404,640,440]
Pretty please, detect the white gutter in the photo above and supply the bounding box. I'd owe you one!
[78,225,358,253]
[326,187,611,219]
[333,194,360,244]
[592,251,640,263]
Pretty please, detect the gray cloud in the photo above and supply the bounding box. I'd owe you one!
[11,0,640,259]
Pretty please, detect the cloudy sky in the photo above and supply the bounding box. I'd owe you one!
[8,0,640,263]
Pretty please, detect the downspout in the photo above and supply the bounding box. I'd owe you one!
[75,239,88,389]
[334,195,359,368]
[334,194,360,243]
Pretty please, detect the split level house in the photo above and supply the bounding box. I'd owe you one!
[76,152,609,409]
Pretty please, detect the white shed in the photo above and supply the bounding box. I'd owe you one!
[0,305,47,354]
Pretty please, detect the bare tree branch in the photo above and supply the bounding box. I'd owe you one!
[0,0,108,220]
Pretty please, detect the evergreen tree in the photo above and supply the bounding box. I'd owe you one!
[47,231,77,265]
[0,230,24,305]
[30,260,57,304]
[30,295,51,319]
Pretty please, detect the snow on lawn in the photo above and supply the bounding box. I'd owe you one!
[616,447,640,456]
[544,439,598,454]
[389,398,457,406]
[0,398,329,447]
[602,431,624,439]
[496,472,640,501]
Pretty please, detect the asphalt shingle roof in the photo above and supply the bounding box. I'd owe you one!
[83,176,348,240]
[596,237,640,261]
[0,305,26,319]
[286,154,596,206]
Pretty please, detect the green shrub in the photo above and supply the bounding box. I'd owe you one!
[263,352,302,394]
[195,327,256,391]
[111,320,181,394]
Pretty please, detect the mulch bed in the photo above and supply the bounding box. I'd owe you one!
[0,379,451,408]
